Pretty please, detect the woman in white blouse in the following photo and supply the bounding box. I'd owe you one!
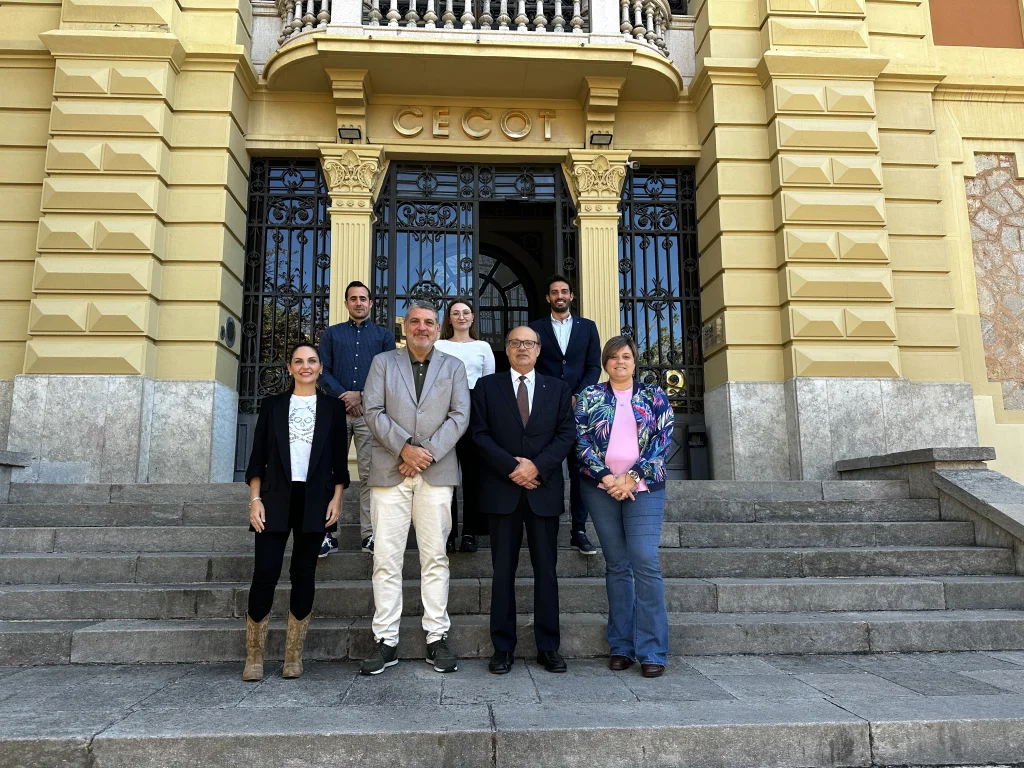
[435,298,496,552]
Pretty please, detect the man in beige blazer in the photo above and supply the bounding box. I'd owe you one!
[359,299,470,675]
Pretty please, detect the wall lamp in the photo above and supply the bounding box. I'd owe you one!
[589,133,613,147]
[338,127,362,143]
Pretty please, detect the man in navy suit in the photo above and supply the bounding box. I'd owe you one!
[471,325,576,674]
[529,275,602,555]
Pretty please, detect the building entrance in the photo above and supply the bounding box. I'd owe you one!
[369,163,578,370]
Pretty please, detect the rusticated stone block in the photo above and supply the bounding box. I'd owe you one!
[783,229,839,260]
[787,265,893,299]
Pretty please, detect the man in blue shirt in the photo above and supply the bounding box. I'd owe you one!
[318,281,396,555]
[529,275,602,556]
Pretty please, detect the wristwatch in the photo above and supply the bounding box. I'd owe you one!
[626,470,641,484]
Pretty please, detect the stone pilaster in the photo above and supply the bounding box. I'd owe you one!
[566,150,630,350]
[319,145,385,323]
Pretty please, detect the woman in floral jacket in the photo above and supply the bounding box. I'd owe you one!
[574,335,674,677]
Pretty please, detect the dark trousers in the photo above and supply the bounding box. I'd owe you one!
[450,430,487,540]
[567,452,588,532]
[488,496,560,653]
[248,482,324,623]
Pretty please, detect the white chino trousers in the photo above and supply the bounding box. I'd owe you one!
[370,474,453,645]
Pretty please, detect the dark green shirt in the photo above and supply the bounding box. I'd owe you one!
[410,354,431,401]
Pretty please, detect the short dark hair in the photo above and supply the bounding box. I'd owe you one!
[345,281,370,301]
[545,274,574,294]
[601,335,639,371]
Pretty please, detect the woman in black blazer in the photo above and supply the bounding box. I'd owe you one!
[243,341,349,681]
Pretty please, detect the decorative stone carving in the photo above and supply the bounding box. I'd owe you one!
[321,150,380,195]
[571,154,627,200]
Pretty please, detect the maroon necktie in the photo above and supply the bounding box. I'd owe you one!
[517,375,530,426]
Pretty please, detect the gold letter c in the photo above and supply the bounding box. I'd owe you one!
[393,107,424,137]
[462,108,492,140]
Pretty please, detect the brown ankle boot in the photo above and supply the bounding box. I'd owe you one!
[242,613,270,682]
[282,612,311,679]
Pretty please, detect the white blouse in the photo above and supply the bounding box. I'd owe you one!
[288,394,317,482]
[434,339,495,389]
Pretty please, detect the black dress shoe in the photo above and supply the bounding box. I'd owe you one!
[459,535,478,553]
[537,650,567,673]
[570,531,597,556]
[489,651,514,675]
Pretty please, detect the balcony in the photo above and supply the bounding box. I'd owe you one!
[252,0,694,96]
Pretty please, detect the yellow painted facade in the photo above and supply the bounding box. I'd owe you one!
[2,0,1024,480]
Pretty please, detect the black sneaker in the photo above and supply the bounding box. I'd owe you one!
[361,535,374,554]
[570,530,597,556]
[319,534,338,558]
[459,535,478,553]
[425,634,458,673]
[359,640,398,675]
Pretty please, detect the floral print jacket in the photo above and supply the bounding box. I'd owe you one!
[574,380,674,491]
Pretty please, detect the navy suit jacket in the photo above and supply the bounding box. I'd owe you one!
[470,372,575,517]
[529,316,602,396]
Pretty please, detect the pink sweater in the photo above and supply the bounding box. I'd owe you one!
[605,387,648,492]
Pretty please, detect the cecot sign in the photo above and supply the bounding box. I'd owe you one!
[392,106,557,141]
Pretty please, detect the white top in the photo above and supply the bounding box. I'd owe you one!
[551,314,573,354]
[434,339,495,389]
[288,394,317,482]
[510,368,536,411]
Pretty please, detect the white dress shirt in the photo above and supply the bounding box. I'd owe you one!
[510,368,536,411]
[550,314,573,354]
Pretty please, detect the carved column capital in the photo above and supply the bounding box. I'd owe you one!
[319,145,385,203]
[566,149,631,206]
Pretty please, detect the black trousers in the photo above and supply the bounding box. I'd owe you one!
[567,452,588,532]
[450,430,487,540]
[489,496,560,653]
[248,482,324,623]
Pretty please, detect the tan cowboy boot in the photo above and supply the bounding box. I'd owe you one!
[282,612,312,679]
[242,613,271,681]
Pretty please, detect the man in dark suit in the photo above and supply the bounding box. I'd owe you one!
[471,325,576,674]
[529,275,602,555]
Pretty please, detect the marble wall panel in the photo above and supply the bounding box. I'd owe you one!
[0,379,13,451]
[148,380,216,484]
[703,383,734,480]
[967,153,1024,410]
[210,382,238,483]
[786,377,833,480]
[730,382,791,480]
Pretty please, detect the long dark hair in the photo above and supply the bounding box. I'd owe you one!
[285,340,322,394]
[441,297,478,340]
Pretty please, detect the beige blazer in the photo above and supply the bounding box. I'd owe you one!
[363,346,470,488]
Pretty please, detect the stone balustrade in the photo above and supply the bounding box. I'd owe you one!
[269,0,674,57]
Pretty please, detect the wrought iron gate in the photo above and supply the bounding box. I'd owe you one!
[234,158,332,479]
[370,164,578,337]
[618,166,704,477]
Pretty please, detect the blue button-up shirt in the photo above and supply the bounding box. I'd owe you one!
[318,318,396,397]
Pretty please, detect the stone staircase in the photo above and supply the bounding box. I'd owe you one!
[3,477,1024,665]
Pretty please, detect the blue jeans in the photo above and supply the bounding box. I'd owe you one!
[582,483,668,665]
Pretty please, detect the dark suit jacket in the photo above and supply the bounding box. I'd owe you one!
[529,316,602,395]
[470,371,575,517]
[244,391,350,534]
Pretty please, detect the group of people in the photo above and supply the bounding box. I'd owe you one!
[241,276,675,683]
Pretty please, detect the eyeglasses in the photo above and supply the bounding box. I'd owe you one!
[506,339,539,349]
[450,311,473,318]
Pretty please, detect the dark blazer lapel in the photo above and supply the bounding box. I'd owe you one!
[273,395,291,480]
[537,318,558,355]
[565,316,583,357]
[397,348,417,401]
[500,372,526,427]
[306,393,330,476]
[524,377,552,435]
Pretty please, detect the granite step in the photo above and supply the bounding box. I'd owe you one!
[7,608,1024,665]
[0,497,939,529]
[6,654,1024,768]
[2,575,1022,620]
[0,519,968,553]
[0,545,1011,585]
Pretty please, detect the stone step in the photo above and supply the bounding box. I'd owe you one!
[7,608,1024,665]
[7,479,910,505]
[0,497,938,529]
[0,545,1010,585]
[0,519,969,554]
[6,654,1024,768]
[2,575,1022,621]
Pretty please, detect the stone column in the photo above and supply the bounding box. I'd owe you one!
[319,145,385,323]
[566,150,630,350]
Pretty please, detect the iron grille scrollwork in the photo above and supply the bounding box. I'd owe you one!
[619,165,702,406]
[235,158,332,478]
[372,164,578,337]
